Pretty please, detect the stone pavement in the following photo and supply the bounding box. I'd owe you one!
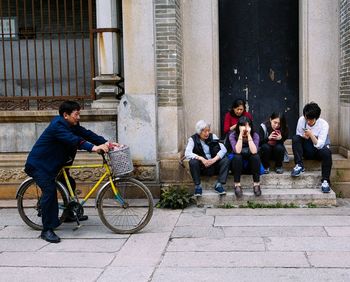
[1,200,350,281]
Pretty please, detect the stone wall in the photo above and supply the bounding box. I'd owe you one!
[339,0,350,151]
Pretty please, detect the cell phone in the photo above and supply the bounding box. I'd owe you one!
[302,128,307,131]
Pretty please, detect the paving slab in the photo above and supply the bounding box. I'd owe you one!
[167,237,265,252]
[111,232,171,267]
[215,215,350,227]
[98,266,154,282]
[325,226,350,236]
[39,238,127,253]
[152,267,350,282]
[141,209,181,233]
[266,237,350,251]
[0,238,47,251]
[0,225,41,239]
[176,213,214,226]
[160,251,309,268]
[172,226,224,238]
[0,267,103,282]
[55,225,130,239]
[223,226,327,237]
[206,207,350,216]
[0,252,115,267]
[308,251,350,267]
[0,210,25,225]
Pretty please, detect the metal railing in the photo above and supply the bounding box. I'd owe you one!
[0,0,96,110]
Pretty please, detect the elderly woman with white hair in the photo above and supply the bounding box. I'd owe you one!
[185,120,231,196]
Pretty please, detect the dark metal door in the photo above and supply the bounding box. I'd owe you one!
[219,0,299,136]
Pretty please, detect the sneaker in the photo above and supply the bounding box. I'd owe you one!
[263,167,270,174]
[214,183,226,195]
[194,186,202,197]
[321,180,331,193]
[291,164,304,177]
[275,167,284,174]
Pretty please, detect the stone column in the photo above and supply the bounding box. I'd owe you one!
[299,0,339,144]
[118,0,158,181]
[92,0,121,109]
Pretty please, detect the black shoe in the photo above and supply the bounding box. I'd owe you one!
[41,229,61,243]
[234,185,243,198]
[253,185,262,197]
[64,215,89,223]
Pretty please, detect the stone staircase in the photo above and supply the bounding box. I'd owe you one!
[183,143,350,207]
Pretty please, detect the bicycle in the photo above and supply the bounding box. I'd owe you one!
[16,146,154,234]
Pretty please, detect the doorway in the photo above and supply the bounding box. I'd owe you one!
[219,0,299,136]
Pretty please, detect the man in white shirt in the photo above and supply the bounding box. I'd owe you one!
[185,120,230,196]
[291,102,332,193]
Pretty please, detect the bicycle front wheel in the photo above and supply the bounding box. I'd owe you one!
[17,178,68,230]
[97,177,154,234]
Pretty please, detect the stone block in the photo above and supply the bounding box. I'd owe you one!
[160,251,309,268]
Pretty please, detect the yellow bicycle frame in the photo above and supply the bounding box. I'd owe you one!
[60,162,118,205]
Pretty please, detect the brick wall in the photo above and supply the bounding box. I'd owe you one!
[340,0,350,104]
[155,0,183,107]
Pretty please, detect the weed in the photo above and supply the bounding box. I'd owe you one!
[238,201,298,209]
[156,185,194,209]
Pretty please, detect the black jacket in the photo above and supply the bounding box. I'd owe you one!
[191,133,221,159]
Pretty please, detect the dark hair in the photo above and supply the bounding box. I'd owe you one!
[59,100,81,116]
[234,115,254,137]
[303,102,321,120]
[229,98,246,117]
[267,112,289,139]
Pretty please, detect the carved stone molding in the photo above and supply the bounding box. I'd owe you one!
[69,168,105,182]
[0,168,27,182]
[133,166,156,181]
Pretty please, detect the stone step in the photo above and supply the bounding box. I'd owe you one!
[196,188,337,207]
[199,171,322,189]
[270,154,348,170]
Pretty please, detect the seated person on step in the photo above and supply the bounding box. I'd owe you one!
[229,116,262,198]
[291,102,332,193]
[185,120,230,197]
[259,112,289,174]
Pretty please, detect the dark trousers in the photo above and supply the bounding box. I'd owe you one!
[189,156,230,185]
[25,166,60,231]
[292,135,332,181]
[231,154,261,183]
[260,143,285,168]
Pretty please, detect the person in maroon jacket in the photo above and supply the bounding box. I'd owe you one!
[223,98,253,135]
[223,99,253,152]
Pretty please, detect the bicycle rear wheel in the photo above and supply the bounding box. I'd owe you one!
[97,177,154,234]
[17,178,68,230]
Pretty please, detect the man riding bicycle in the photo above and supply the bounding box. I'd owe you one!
[25,100,119,243]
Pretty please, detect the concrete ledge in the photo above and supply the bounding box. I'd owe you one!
[0,109,117,123]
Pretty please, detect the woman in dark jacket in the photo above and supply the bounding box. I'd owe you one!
[229,116,261,198]
[259,112,289,174]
